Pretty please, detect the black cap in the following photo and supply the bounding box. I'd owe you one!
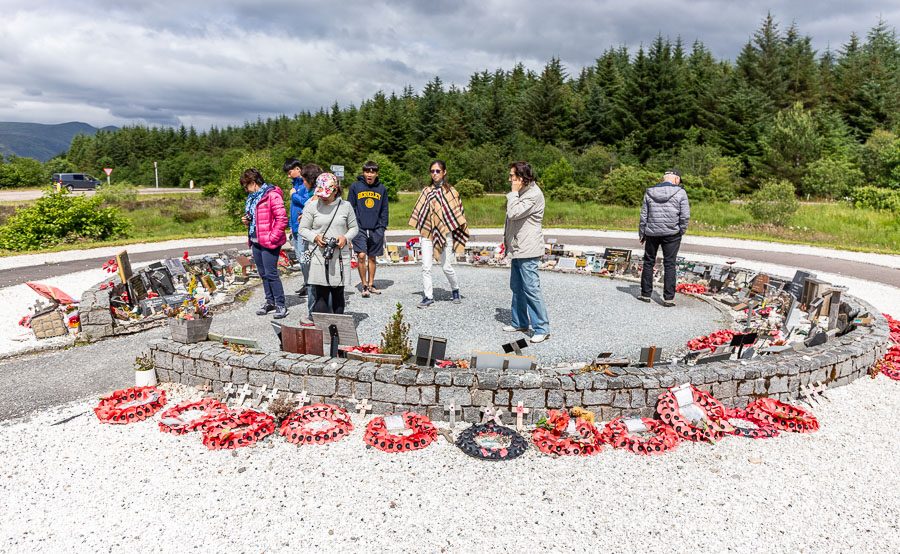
[664,168,682,178]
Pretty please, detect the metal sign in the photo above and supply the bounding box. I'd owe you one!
[103,168,113,176]
[330,165,345,178]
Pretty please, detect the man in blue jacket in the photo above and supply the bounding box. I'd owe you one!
[348,161,389,297]
[284,158,313,296]
[638,169,690,306]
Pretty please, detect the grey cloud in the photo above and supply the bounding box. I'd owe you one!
[0,0,896,128]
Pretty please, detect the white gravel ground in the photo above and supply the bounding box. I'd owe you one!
[0,376,897,552]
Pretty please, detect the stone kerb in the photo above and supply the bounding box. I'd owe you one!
[148,293,889,424]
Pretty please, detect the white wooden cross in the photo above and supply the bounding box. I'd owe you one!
[814,381,831,401]
[512,401,531,432]
[236,384,252,406]
[265,387,280,406]
[481,406,504,425]
[355,397,372,419]
[295,390,310,406]
[222,382,236,403]
[444,402,460,429]
[254,384,268,407]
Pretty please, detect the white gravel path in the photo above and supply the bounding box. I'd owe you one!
[0,376,897,553]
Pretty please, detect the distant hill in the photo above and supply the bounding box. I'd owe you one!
[0,122,118,162]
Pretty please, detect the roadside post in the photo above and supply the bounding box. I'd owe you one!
[103,167,112,187]
[154,161,159,189]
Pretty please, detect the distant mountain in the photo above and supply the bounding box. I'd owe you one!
[0,122,118,162]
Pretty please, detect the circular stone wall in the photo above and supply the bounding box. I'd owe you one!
[148,261,891,424]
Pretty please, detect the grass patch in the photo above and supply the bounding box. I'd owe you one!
[2,192,897,256]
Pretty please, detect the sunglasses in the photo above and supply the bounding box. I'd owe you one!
[430,169,443,174]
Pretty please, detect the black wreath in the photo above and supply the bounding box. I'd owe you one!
[455,422,528,461]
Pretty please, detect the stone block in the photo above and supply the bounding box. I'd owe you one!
[231,367,248,384]
[471,389,494,407]
[622,374,642,388]
[612,391,631,408]
[498,375,521,388]
[559,375,575,390]
[337,365,360,379]
[248,369,274,387]
[630,390,647,408]
[371,401,395,415]
[396,369,418,385]
[153,350,173,370]
[474,369,499,390]
[219,364,233,382]
[273,358,294,374]
[372,382,407,404]
[273,372,291,391]
[582,390,613,405]
[541,376,561,389]
[461,407,481,423]
[768,376,788,394]
[197,360,220,381]
[510,388,545,408]
[547,390,564,408]
[438,386,472,406]
[322,361,340,377]
[713,381,736,399]
[453,372,475,387]
[353,382,371,399]
[737,381,754,396]
[405,386,422,404]
[305,376,336,396]
[419,386,436,405]
[357,367,374,382]
[521,373,541,389]
[415,370,435,385]
[573,374,592,390]
[434,372,452,386]
[336,379,353,398]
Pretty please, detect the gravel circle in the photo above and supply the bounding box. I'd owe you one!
[0,377,898,551]
[212,264,729,363]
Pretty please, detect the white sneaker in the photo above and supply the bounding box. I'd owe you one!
[503,325,528,332]
[530,334,550,344]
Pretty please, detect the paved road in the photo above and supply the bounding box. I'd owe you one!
[0,187,201,202]
[2,234,896,289]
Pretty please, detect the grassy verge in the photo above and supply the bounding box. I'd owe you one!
[1,193,898,256]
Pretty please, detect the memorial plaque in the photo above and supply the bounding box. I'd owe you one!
[313,313,359,356]
[164,258,187,276]
[276,323,325,356]
[147,267,176,295]
[127,274,149,305]
[556,257,577,271]
[603,248,631,272]
[502,338,529,355]
[638,346,663,368]
[415,335,447,366]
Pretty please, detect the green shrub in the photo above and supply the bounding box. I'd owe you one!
[173,210,210,224]
[746,179,799,226]
[220,151,285,218]
[97,181,139,204]
[598,165,658,206]
[540,157,575,195]
[380,302,412,360]
[548,185,599,202]
[800,157,864,199]
[0,189,130,250]
[850,186,900,213]
[455,178,485,199]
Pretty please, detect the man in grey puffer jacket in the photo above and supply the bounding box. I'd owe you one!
[638,169,690,306]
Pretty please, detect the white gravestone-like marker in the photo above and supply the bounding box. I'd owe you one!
[444,403,460,429]
[265,387,280,406]
[512,402,530,432]
[236,384,252,407]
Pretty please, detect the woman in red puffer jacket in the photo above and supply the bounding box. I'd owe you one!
[240,168,289,319]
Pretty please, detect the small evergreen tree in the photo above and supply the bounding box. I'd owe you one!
[380,303,412,360]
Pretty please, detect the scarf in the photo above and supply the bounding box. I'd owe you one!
[244,183,273,236]
[408,181,469,260]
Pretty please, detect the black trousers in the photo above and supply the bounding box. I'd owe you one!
[640,234,682,300]
[312,285,345,314]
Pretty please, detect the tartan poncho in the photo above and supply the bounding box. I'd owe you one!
[408,183,469,260]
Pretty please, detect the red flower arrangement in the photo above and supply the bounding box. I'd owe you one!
[676,283,707,294]
[686,329,735,351]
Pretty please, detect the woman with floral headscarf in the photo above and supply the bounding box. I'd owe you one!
[241,168,288,319]
[299,173,358,315]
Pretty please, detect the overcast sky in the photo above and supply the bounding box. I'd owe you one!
[0,0,896,129]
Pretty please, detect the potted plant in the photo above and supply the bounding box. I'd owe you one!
[134,353,157,387]
[164,296,212,343]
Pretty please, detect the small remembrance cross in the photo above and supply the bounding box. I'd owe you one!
[236,384,252,406]
[222,382,236,403]
[356,397,372,419]
[444,402,460,429]
[254,384,268,407]
[513,401,531,432]
[295,390,310,406]
[481,406,504,425]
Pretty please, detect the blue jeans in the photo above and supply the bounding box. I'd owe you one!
[510,257,549,335]
[251,243,285,308]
